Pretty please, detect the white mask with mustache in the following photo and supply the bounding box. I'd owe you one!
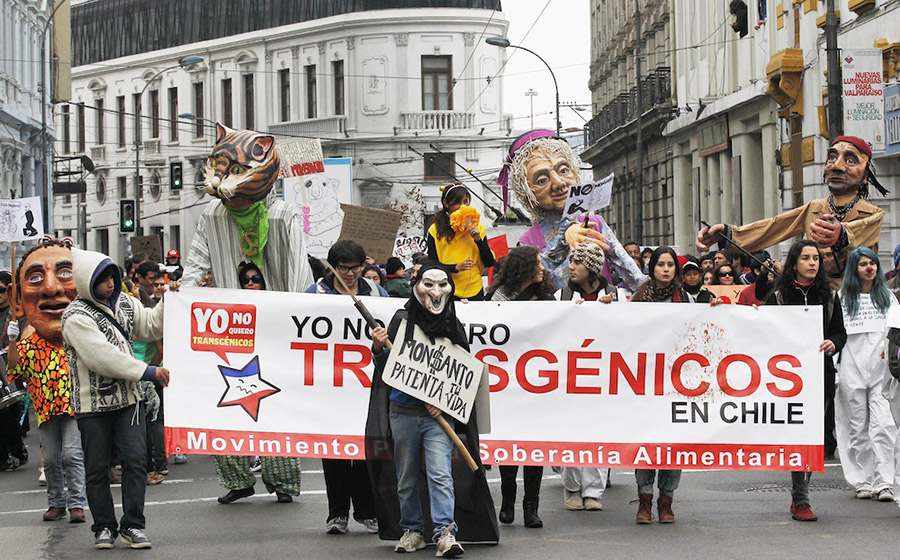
[414,268,453,315]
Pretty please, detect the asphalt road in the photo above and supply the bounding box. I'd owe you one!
[2,436,898,560]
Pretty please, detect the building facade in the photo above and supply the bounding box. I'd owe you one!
[54,1,512,262]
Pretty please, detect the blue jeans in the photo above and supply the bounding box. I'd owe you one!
[390,412,455,540]
[39,415,85,509]
[635,469,681,498]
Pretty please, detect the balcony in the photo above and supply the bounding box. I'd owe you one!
[401,111,475,131]
[584,66,673,148]
[268,116,347,137]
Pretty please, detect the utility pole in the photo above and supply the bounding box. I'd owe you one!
[825,0,843,139]
[525,89,539,129]
[634,0,644,244]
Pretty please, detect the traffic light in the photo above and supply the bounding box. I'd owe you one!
[119,199,136,233]
[170,161,183,190]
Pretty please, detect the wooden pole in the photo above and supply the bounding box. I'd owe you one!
[323,261,479,472]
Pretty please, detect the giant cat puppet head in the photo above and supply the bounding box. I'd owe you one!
[203,124,281,209]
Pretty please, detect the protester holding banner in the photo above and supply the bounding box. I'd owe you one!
[499,129,645,292]
[306,240,383,535]
[762,240,847,521]
[213,262,302,505]
[366,262,496,554]
[488,245,553,527]
[426,184,496,301]
[834,248,898,501]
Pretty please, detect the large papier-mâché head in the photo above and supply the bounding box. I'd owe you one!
[204,124,280,209]
[502,130,581,221]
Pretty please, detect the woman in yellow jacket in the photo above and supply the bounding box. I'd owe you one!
[426,184,496,301]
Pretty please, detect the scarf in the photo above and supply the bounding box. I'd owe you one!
[635,280,677,303]
[224,201,269,270]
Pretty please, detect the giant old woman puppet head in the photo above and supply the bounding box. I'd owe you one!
[498,129,581,222]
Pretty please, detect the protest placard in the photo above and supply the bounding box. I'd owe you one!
[841,295,889,334]
[338,204,402,263]
[393,235,427,268]
[283,158,353,258]
[563,173,614,218]
[706,285,745,304]
[382,320,484,424]
[130,235,162,263]
[842,49,885,151]
[0,197,44,242]
[278,139,325,179]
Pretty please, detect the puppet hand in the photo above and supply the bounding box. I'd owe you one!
[810,215,842,248]
[565,224,608,251]
[155,367,170,388]
[6,320,19,340]
[371,327,389,352]
[696,223,726,251]
[425,404,443,418]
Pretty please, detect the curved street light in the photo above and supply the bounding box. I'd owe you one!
[133,55,204,231]
[486,36,560,135]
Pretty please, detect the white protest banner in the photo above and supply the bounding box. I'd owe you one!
[841,296,889,335]
[842,49,885,151]
[382,320,483,423]
[563,173,614,219]
[165,289,824,471]
[283,158,353,258]
[277,139,325,179]
[0,197,43,242]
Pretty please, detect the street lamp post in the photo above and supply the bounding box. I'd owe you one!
[39,0,69,235]
[486,36,560,135]
[525,89,538,129]
[133,56,203,232]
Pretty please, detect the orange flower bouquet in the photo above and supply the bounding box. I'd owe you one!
[450,205,480,234]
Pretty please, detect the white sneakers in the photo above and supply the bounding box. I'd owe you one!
[564,489,584,510]
[394,530,426,553]
[435,524,464,558]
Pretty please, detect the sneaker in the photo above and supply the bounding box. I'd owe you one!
[856,489,874,499]
[435,524,464,558]
[326,516,349,535]
[583,497,603,511]
[68,508,86,523]
[790,501,818,521]
[119,527,152,549]
[173,454,187,464]
[394,529,426,553]
[146,472,164,485]
[360,518,379,534]
[157,466,169,476]
[42,506,67,521]
[877,488,894,502]
[94,528,115,549]
[250,456,262,473]
[38,468,46,486]
[564,489,584,510]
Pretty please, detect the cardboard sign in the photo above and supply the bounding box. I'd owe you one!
[283,158,353,258]
[382,320,484,424]
[0,197,44,242]
[130,235,162,263]
[278,139,325,179]
[338,204,402,263]
[706,284,746,304]
[392,235,427,268]
[563,173,614,218]
[842,295,888,335]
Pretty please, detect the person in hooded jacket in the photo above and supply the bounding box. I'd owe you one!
[761,239,847,521]
[61,249,168,550]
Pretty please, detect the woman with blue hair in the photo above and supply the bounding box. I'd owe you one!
[835,247,898,501]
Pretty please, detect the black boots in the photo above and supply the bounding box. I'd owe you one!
[523,499,543,528]
[499,495,515,524]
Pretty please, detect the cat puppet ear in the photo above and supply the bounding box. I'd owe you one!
[251,135,276,161]
[215,122,233,144]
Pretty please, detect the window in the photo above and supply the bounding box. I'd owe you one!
[333,60,345,116]
[133,93,141,144]
[424,152,455,180]
[61,105,71,154]
[305,65,317,119]
[96,98,105,145]
[222,79,233,127]
[96,177,106,204]
[118,175,127,198]
[77,103,85,153]
[116,96,125,147]
[243,74,255,130]
[97,228,109,256]
[193,82,204,138]
[422,56,452,111]
[171,225,181,254]
[279,69,291,122]
[150,89,160,138]
[168,87,178,142]
[150,171,162,200]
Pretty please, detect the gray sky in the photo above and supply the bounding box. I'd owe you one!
[497,0,591,132]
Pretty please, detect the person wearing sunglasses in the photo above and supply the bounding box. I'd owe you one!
[213,262,301,506]
[305,240,386,536]
[712,264,736,286]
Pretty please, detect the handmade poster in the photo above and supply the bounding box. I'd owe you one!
[277,139,325,179]
[563,173,614,218]
[338,204,402,263]
[392,236,427,268]
[706,285,746,304]
[841,295,888,335]
[0,197,43,242]
[382,320,483,424]
[842,49,886,151]
[165,289,825,471]
[130,235,163,263]
[283,158,353,258]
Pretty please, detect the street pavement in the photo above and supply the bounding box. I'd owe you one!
[2,436,898,560]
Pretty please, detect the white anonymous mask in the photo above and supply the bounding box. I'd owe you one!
[414,268,453,315]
